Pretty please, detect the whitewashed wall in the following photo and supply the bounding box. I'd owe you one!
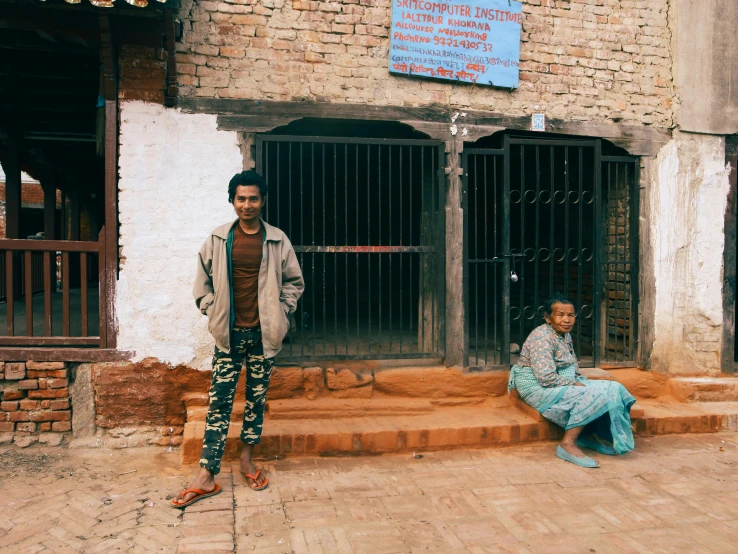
[650,133,730,375]
[117,102,242,369]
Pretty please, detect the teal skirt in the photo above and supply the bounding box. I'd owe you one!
[509,364,636,455]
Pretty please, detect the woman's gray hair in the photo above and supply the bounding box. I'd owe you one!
[542,293,576,317]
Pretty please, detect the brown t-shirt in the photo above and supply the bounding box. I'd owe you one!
[232,223,263,328]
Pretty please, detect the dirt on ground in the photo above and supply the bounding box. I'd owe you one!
[2,435,738,553]
[0,448,73,482]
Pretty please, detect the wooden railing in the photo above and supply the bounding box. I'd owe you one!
[0,227,107,347]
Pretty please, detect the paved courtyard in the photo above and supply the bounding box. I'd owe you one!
[1,433,738,553]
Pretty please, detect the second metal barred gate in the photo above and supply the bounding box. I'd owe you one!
[463,136,639,370]
[256,135,446,361]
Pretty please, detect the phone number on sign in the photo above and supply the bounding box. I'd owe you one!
[433,36,494,51]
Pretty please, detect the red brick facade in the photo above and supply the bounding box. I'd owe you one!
[118,44,168,105]
[0,181,63,239]
[174,0,673,127]
[0,362,72,447]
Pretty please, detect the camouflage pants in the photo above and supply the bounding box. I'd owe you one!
[199,327,274,475]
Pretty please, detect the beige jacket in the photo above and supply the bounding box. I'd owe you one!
[193,218,304,358]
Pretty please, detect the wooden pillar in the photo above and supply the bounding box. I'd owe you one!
[4,133,22,239]
[103,100,117,348]
[99,14,118,349]
[637,156,655,370]
[445,140,465,367]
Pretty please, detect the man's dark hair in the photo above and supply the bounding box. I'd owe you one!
[228,170,268,203]
[542,293,576,316]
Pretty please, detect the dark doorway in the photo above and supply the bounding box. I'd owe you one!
[464,134,639,369]
[257,131,445,361]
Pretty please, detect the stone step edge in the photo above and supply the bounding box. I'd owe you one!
[185,397,491,422]
[181,417,556,464]
[181,403,738,464]
[668,378,738,402]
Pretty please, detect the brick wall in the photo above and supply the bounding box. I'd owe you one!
[0,182,63,238]
[0,362,72,447]
[603,164,633,362]
[119,44,168,104]
[175,0,673,127]
[0,182,52,207]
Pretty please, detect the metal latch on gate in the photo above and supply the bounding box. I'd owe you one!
[504,253,523,283]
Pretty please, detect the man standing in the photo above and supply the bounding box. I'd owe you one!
[172,170,304,508]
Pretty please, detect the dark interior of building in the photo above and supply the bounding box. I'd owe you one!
[0,4,104,339]
[260,122,444,359]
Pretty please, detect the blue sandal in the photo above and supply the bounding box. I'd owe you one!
[556,445,599,468]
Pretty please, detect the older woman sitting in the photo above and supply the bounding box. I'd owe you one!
[508,293,636,468]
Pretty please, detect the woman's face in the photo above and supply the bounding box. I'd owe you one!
[545,302,576,335]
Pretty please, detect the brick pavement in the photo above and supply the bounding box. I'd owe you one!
[1,433,738,553]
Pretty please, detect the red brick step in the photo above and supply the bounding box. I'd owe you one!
[181,399,738,464]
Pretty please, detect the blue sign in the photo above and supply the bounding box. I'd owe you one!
[389,0,522,88]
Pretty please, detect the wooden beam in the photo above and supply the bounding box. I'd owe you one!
[182,98,672,156]
[0,347,133,362]
[0,239,100,253]
[183,97,450,121]
[217,115,300,133]
[0,337,100,346]
[0,43,95,56]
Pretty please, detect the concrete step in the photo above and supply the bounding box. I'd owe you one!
[268,397,436,419]
[186,396,439,423]
[180,399,738,464]
[671,377,738,402]
[182,402,548,464]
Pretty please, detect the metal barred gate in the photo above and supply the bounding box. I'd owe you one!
[256,135,446,361]
[464,136,639,370]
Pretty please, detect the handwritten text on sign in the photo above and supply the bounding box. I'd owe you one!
[389,0,523,88]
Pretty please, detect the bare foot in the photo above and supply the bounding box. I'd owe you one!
[240,450,267,489]
[172,467,217,506]
[559,441,588,459]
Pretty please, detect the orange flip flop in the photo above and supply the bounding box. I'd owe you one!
[170,484,222,509]
[242,469,269,491]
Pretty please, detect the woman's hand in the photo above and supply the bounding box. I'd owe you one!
[574,382,586,387]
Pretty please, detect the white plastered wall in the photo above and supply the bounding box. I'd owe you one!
[649,132,730,375]
[117,101,242,369]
